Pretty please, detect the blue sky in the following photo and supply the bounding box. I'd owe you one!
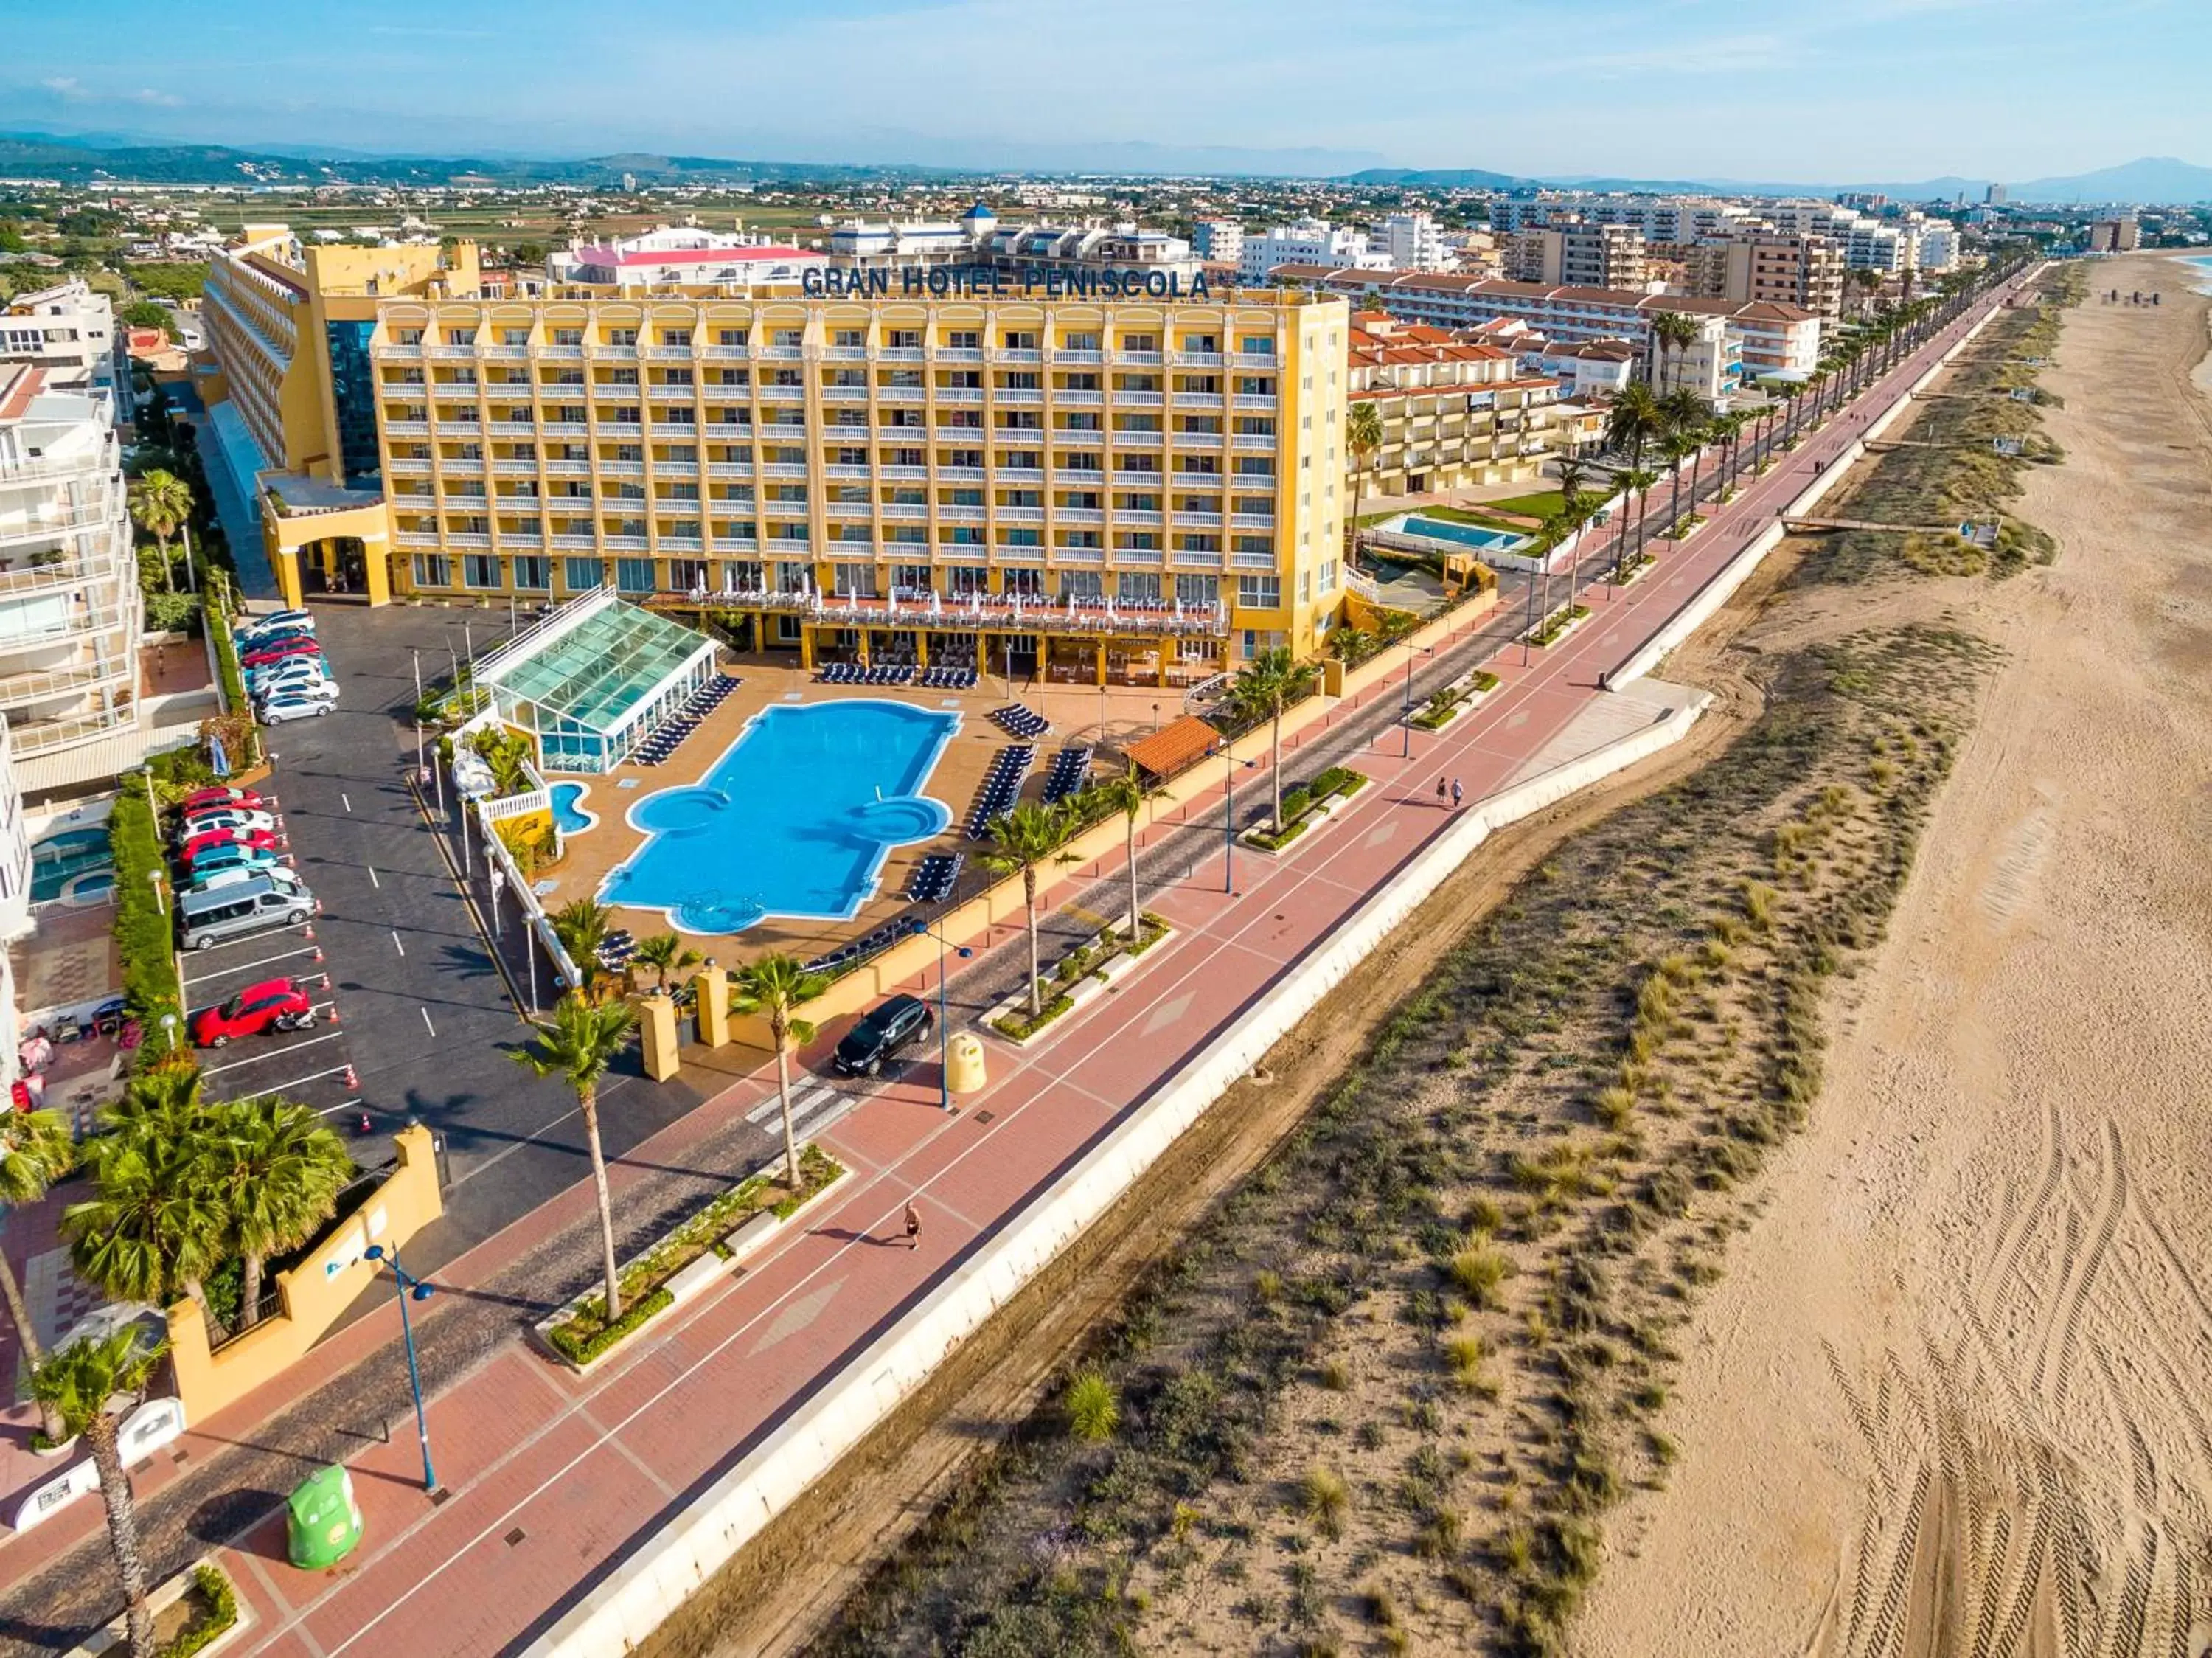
[7,0,2209,180]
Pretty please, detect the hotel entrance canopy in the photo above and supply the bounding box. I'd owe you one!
[473,589,717,774]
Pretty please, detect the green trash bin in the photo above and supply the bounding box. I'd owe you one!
[288,1465,364,1569]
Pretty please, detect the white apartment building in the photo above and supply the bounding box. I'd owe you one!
[1192,220,1245,266]
[1239,218,1391,284]
[0,280,120,402]
[1506,224,1650,289]
[830,204,998,267]
[1493,196,1756,245]
[1310,271,1823,396]
[550,228,828,291]
[1378,212,1449,272]
[0,367,144,791]
[0,717,29,1089]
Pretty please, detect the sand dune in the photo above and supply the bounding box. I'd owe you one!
[1571,254,2212,1658]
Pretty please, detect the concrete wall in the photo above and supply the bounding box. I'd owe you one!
[167,1124,442,1423]
[523,684,1711,1657]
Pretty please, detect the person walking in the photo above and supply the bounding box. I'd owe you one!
[903,1198,922,1251]
[1450,778,1464,811]
[1436,777,1448,807]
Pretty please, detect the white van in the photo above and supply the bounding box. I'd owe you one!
[178,873,315,951]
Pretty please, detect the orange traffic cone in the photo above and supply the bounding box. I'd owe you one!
[311,947,324,963]
[343,1064,358,1089]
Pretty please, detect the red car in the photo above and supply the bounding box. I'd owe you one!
[189,978,317,1047]
[242,639,321,669]
[176,825,282,863]
[181,786,268,814]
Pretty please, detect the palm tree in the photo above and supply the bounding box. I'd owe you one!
[1658,431,1697,538]
[1614,468,1657,583]
[206,1098,352,1330]
[1680,420,1714,516]
[1226,646,1321,834]
[0,1109,74,1373]
[1092,766,1157,943]
[1344,400,1384,558]
[980,802,1077,1019]
[1851,266,1883,316]
[1648,310,1700,396]
[33,1330,168,1658]
[631,932,700,993]
[126,470,192,594]
[730,957,829,1187]
[1605,381,1663,471]
[512,995,639,1322]
[65,1084,226,1317]
[549,896,615,996]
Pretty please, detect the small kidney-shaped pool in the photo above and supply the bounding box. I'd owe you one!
[602,699,959,932]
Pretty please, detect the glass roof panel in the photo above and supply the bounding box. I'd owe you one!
[482,602,712,735]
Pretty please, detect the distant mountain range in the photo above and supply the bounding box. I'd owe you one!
[4,128,2210,203]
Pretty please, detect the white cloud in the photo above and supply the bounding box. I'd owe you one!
[41,75,86,98]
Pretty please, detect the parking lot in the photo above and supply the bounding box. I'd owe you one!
[178,906,360,1123]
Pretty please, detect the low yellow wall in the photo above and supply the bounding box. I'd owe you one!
[697,588,1500,1060]
[167,1125,444,1423]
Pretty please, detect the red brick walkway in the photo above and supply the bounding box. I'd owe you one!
[0,280,2029,1655]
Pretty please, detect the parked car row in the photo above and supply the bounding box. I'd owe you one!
[237,610,341,724]
[167,785,318,951]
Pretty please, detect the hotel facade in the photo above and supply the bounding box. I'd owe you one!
[201,228,1353,687]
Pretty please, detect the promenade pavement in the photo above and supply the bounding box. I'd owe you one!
[0,271,2034,1657]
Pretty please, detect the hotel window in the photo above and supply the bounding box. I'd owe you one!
[1064,332,1101,352]
[669,559,706,592]
[1180,533,1222,553]
[1060,413,1102,431]
[1234,535,1272,558]
[1060,530,1102,549]
[1175,574,1219,606]
[946,330,981,350]
[947,487,984,507]
[1060,451,1102,473]
[1004,568,1045,596]
[1298,570,1312,604]
[1118,492,1161,513]
[1004,527,1042,547]
[1320,559,1339,593]
[565,557,606,589]
[944,448,983,468]
[1116,531,1158,551]
[832,562,877,597]
[998,371,1040,390]
[445,328,477,347]
[1121,333,1158,353]
[1118,572,1162,602]
[1001,330,1039,350]
[412,555,451,588]
[833,329,865,349]
[1175,416,1222,435]
[514,556,552,591]
[463,555,501,589]
[616,558,656,593]
[554,328,583,346]
[397,328,425,346]
[1234,496,1274,517]
[1182,334,1219,354]
[772,328,802,348]
[1237,575,1282,608]
[1238,335,1274,356]
[717,328,748,346]
[888,329,922,350]
[1119,414,1162,434]
[893,563,932,592]
[661,329,692,347]
[945,525,984,544]
[771,523,810,543]
[1236,376,1275,396]
[947,566,990,594]
[1062,570,1103,598]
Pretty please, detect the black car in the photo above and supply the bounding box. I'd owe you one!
[833,993,933,1076]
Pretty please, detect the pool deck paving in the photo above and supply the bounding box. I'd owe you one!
[0,272,2034,1655]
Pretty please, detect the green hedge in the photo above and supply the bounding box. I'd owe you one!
[109,781,181,1060]
[159,1564,238,1658]
[546,1287,675,1367]
[205,594,246,715]
[992,993,1075,1042]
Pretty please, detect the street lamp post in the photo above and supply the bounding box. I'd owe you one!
[1400,642,1433,760]
[908,920,973,1113]
[1214,744,1256,895]
[363,1243,439,1494]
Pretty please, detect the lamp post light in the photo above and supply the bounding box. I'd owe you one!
[1400,642,1433,760]
[148,866,166,916]
[159,1011,178,1053]
[1212,744,1257,895]
[363,1243,438,1494]
[908,920,973,1112]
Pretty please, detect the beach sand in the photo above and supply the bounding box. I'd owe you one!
[1572,252,2212,1658]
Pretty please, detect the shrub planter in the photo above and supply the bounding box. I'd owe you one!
[1607,552,1658,588]
[1524,603,1592,649]
[1240,767,1370,856]
[66,1559,248,1658]
[1405,669,1500,732]
[1665,513,1708,541]
[535,1144,846,1373]
[986,915,1174,1046]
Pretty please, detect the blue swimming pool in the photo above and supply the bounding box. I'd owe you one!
[549,782,596,836]
[1400,515,1529,552]
[602,698,957,933]
[31,829,112,904]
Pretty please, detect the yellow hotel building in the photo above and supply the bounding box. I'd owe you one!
[201,227,1353,686]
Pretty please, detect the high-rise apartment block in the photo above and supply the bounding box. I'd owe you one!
[1191,221,1245,266]
[0,367,143,786]
[0,280,121,401]
[1377,212,1449,272]
[202,226,1355,683]
[1505,224,1649,289]
[1237,218,1391,285]
[1691,233,1847,322]
[2087,218,2140,253]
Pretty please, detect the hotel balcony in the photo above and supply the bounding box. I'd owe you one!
[590,344,640,361]
[707,461,753,481]
[647,385,698,403]
[385,420,430,439]
[1172,351,1225,368]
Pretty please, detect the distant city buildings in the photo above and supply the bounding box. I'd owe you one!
[1190,220,1245,266]
[1506,224,1650,290]
[1344,313,1569,495]
[1237,218,1392,285]
[1377,212,1450,273]
[549,226,827,291]
[2087,218,2140,252]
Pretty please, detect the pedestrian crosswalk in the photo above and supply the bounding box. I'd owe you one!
[746,1083,855,1144]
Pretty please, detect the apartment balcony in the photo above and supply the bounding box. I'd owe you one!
[372,341,425,361]
[937,466,985,484]
[647,384,698,403]
[646,345,695,361]
[989,347,1043,366]
[880,465,928,483]
[881,503,928,524]
[1231,352,1278,370]
[1110,430,1164,448]
[1230,513,1277,532]
[1057,507,1105,527]
[590,344,640,361]
[821,384,869,404]
[0,658,120,711]
[1119,350,1164,367]
[707,460,753,482]
[1116,509,1165,528]
[385,420,430,439]
[996,506,1046,526]
[485,383,534,402]
[1055,389,1105,409]
[1172,512,1225,530]
[1172,351,1225,368]
[1231,395,1278,413]
[762,462,810,481]
[993,389,1044,408]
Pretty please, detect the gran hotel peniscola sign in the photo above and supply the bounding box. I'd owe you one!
[10,1397,187,1533]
